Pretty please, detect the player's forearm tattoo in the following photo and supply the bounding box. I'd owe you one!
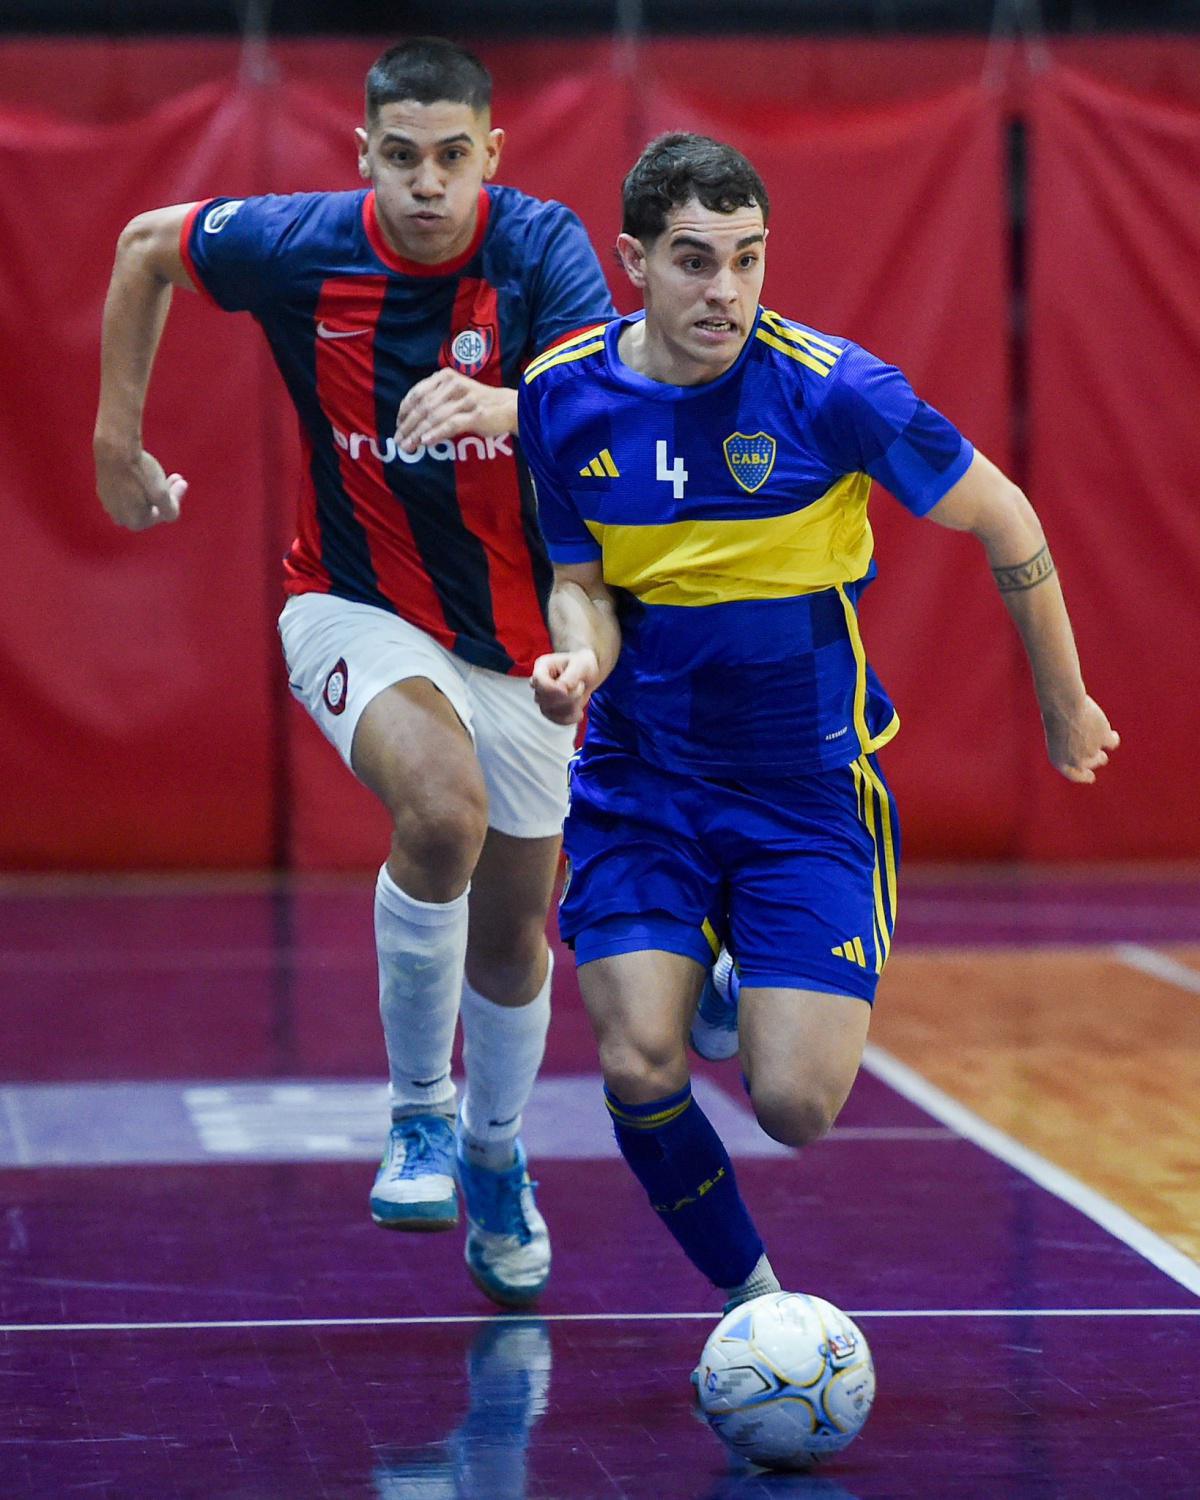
[992,545,1056,593]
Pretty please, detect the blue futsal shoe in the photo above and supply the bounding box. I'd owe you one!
[370,1112,459,1230]
[457,1136,550,1308]
[690,947,741,1061]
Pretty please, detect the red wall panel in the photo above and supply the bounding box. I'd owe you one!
[0,37,1196,868]
[0,68,280,868]
[1025,60,1200,858]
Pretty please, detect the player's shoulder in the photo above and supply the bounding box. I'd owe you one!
[203,188,361,225]
[194,188,365,248]
[521,317,616,388]
[753,308,858,384]
[484,184,597,271]
[486,182,584,235]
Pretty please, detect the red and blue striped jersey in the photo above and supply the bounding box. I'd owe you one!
[182,186,614,674]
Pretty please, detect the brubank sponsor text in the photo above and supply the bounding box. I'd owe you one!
[331,429,514,465]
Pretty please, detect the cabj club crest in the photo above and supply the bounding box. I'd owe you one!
[723,432,777,493]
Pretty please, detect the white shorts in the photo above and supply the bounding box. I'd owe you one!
[279,593,575,839]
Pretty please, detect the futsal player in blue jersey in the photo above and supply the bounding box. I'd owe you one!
[519,134,1118,1312]
[93,38,615,1307]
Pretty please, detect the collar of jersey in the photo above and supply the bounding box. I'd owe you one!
[603,306,764,398]
[362,187,490,277]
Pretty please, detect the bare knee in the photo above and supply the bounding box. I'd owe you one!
[751,1082,841,1150]
[389,790,488,900]
[598,1034,689,1106]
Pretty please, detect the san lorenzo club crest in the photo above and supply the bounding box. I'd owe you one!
[723,432,777,494]
[445,326,495,377]
[323,658,349,716]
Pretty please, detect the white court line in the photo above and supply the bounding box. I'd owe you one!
[2,1307,1199,1335]
[0,1090,31,1166]
[1114,942,1200,994]
[862,1044,1200,1299]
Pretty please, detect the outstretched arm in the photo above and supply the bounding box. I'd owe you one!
[926,450,1119,783]
[94,203,198,531]
[531,561,622,726]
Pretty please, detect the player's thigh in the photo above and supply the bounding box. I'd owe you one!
[352,679,485,828]
[279,592,486,823]
[556,742,721,960]
[738,985,871,1143]
[577,947,708,1102]
[725,756,899,1001]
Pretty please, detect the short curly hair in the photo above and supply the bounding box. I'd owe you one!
[622,133,769,242]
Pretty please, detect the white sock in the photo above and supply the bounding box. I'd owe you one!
[722,1252,782,1311]
[459,949,553,1170]
[375,863,468,1119]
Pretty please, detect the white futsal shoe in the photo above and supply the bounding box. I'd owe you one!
[457,1135,551,1308]
[689,947,741,1061]
[369,1112,459,1230]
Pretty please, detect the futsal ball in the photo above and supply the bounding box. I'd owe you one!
[694,1291,875,1471]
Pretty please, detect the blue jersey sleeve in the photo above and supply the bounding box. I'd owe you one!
[814,344,973,516]
[517,380,602,565]
[185,194,308,315]
[526,203,615,352]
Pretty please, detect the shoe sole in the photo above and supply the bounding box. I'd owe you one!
[371,1202,459,1231]
[466,1258,548,1309]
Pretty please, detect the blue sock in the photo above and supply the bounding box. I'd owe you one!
[605,1083,763,1289]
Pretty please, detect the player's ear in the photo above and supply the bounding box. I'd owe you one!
[616,233,647,289]
[483,126,504,180]
[355,126,371,181]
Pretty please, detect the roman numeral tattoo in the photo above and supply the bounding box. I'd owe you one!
[992,545,1055,593]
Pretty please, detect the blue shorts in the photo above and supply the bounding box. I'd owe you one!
[558,743,900,1003]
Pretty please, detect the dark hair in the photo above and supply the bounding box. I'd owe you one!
[622,133,769,242]
[365,37,492,123]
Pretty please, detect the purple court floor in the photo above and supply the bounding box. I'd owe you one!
[1,873,1198,1498]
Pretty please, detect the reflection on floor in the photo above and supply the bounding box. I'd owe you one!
[1,868,1198,1498]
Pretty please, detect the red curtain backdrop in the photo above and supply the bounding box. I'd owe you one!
[0,37,1196,869]
[1025,57,1200,860]
[0,52,280,869]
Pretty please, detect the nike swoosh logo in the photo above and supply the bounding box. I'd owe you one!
[316,322,370,340]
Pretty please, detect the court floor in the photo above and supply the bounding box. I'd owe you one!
[1,868,1198,1497]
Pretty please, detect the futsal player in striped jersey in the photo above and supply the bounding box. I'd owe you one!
[520,133,1118,1312]
[93,38,614,1307]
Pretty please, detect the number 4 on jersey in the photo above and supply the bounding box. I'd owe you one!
[656,440,688,500]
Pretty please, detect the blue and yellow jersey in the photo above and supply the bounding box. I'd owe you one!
[518,307,973,776]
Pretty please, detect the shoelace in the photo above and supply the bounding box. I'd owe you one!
[391,1119,451,1180]
[469,1162,539,1243]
